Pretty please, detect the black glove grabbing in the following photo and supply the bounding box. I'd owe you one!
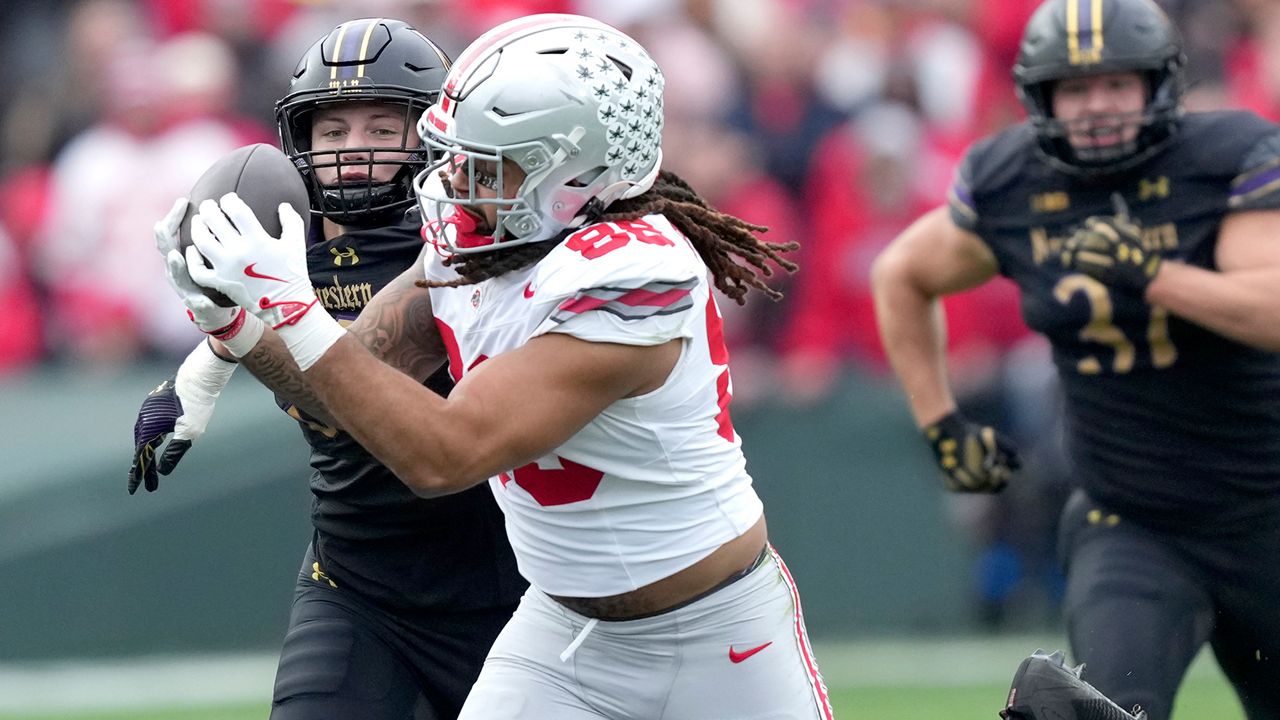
[922,411,1020,493]
[1060,193,1160,293]
[129,378,193,494]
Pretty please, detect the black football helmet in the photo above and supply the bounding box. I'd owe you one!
[1013,0,1185,176]
[276,18,451,226]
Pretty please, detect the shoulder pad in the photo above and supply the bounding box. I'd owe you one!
[1167,111,1280,211]
[534,216,703,303]
[530,216,705,343]
[949,124,1038,231]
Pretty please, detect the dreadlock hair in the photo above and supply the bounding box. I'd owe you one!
[603,170,797,304]
[417,170,798,303]
[419,237,561,290]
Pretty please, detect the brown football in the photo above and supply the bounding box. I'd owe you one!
[179,143,311,306]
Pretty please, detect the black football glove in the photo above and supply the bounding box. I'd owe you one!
[129,377,194,494]
[922,411,1020,493]
[1060,193,1160,293]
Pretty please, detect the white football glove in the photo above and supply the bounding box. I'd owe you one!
[186,193,344,370]
[155,196,264,357]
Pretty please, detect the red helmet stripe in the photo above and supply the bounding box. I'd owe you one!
[425,107,449,133]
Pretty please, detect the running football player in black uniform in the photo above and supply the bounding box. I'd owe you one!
[130,19,525,719]
[872,1,1280,718]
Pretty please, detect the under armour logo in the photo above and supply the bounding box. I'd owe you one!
[331,247,359,267]
[1138,176,1169,201]
[311,561,337,588]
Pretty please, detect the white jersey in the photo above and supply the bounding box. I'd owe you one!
[425,214,764,597]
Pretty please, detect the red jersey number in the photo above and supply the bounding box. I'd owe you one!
[499,456,605,506]
[704,295,735,441]
[565,220,674,260]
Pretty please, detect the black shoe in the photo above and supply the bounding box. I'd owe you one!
[999,649,1147,720]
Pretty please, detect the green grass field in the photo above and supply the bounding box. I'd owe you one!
[0,680,1243,720]
[0,637,1245,719]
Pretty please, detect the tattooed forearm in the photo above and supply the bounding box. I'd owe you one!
[231,260,441,426]
[240,329,339,426]
[349,265,446,383]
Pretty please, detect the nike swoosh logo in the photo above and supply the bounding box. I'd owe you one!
[523,282,536,299]
[728,641,772,664]
[244,263,287,282]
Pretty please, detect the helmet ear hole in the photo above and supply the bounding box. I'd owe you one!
[569,166,608,188]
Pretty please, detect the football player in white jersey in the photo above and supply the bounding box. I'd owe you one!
[161,13,832,720]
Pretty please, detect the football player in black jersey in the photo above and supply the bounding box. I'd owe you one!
[872,0,1280,718]
[130,19,526,719]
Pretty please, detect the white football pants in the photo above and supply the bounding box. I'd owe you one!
[458,546,835,720]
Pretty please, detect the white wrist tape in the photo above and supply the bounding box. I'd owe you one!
[212,309,266,358]
[277,308,346,371]
[173,340,238,441]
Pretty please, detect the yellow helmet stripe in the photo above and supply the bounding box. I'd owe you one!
[356,18,383,77]
[1067,0,1105,65]
[329,21,352,81]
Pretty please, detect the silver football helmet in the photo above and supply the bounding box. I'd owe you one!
[413,14,665,254]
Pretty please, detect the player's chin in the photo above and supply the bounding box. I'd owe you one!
[1068,132,1131,152]
[462,208,494,234]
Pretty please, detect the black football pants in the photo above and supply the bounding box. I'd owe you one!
[270,546,516,720]
[1059,489,1280,720]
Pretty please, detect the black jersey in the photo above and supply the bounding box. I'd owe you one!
[283,217,524,611]
[949,111,1280,532]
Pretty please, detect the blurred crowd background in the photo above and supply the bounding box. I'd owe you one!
[1,0,1277,633]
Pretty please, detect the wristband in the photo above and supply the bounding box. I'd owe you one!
[208,307,249,342]
[219,310,267,358]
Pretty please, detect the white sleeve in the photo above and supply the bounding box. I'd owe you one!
[533,275,702,346]
[172,340,238,441]
[529,216,706,346]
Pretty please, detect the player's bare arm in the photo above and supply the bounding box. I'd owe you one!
[304,330,681,497]
[223,330,333,425]
[871,206,999,426]
[223,255,446,427]
[345,247,446,383]
[1145,208,1280,351]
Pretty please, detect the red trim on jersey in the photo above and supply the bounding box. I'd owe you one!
[713,367,734,441]
[704,295,734,441]
[771,546,835,719]
[556,286,692,316]
[434,318,465,383]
